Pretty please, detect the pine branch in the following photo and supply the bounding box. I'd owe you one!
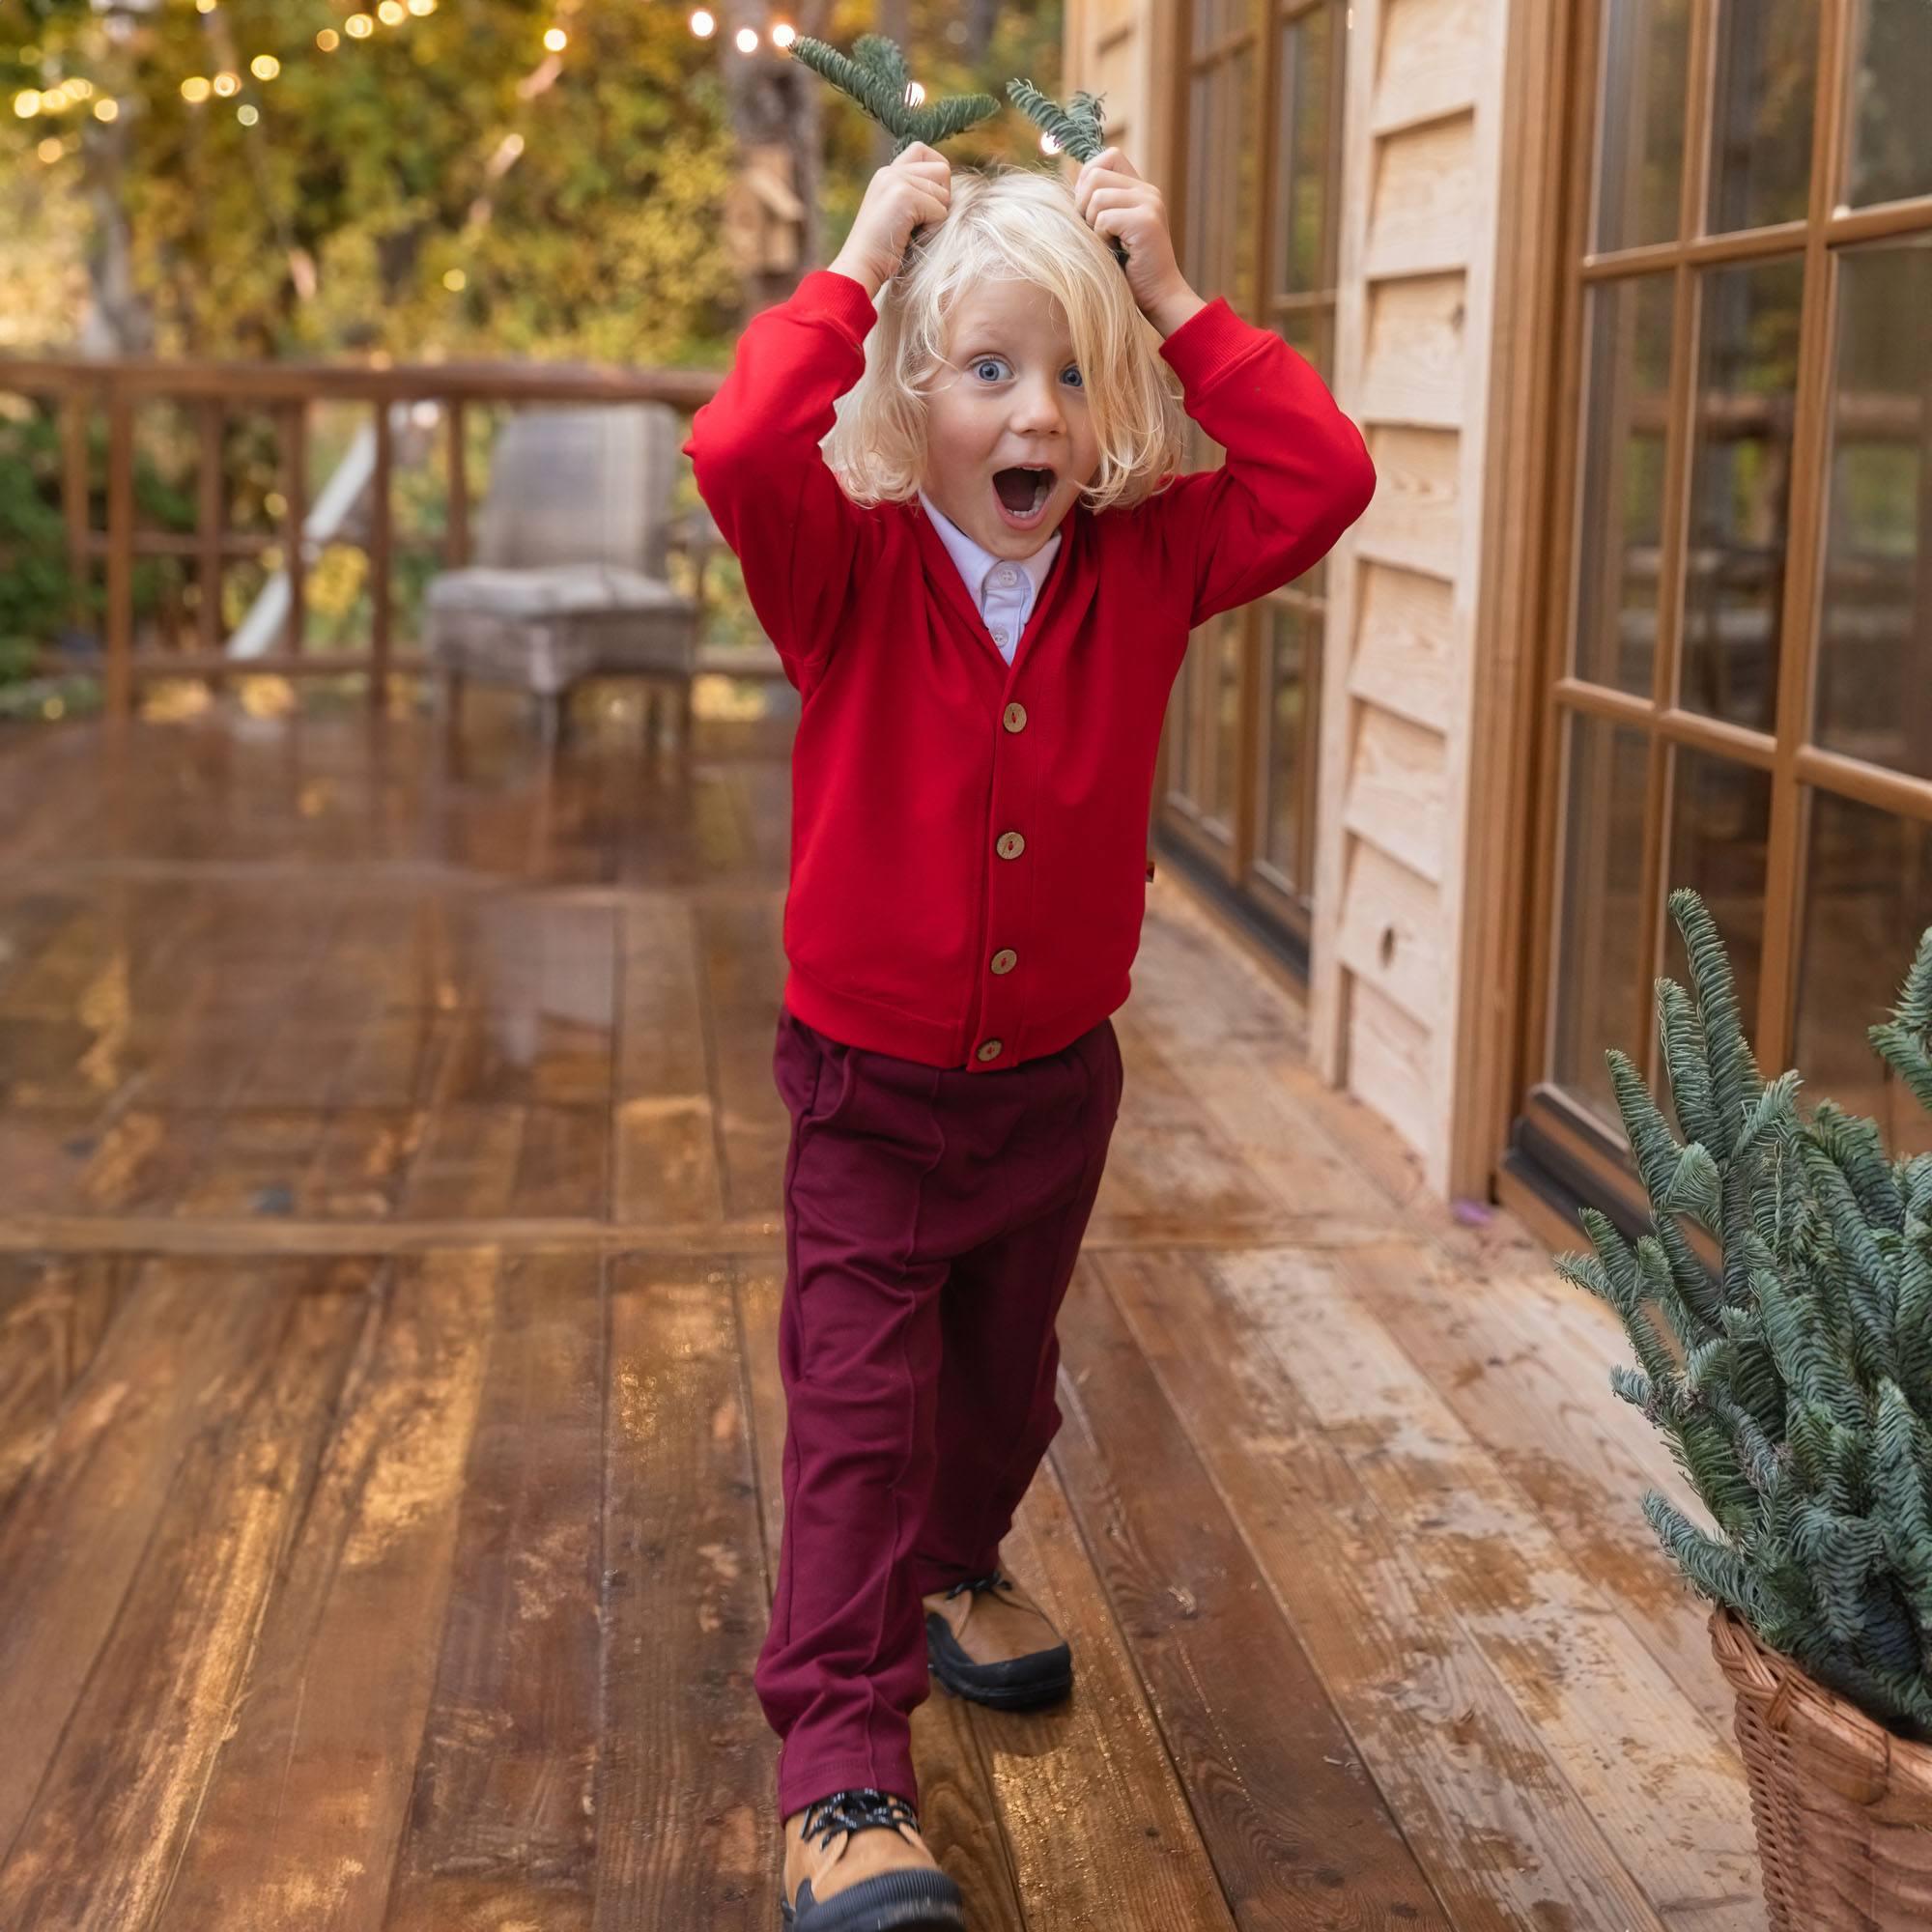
[1004,78,1130,268]
[790,34,998,157]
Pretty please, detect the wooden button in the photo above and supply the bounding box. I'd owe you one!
[976,1039,1004,1063]
[1003,702,1028,733]
[996,831,1026,860]
[991,949,1017,975]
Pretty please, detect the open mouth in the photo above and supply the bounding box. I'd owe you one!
[991,465,1057,527]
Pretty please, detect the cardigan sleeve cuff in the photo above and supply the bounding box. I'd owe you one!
[789,268,880,351]
[1157,295,1273,395]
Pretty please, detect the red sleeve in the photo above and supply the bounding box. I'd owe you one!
[681,268,884,680]
[1147,298,1376,628]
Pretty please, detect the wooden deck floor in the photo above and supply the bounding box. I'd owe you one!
[0,691,1764,1929]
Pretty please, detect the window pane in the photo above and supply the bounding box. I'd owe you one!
[1813,236,1932,779]
[1663,747,1773,1055]
[1261,601,1319,894]
[1231,45,1261,311]
[1274,3,1335,297]
[1681,256,1804,732]
[1593,0,1692,252]
[1794,791,1932,1156]
[1209,616,1243,829]
[1573,274,1674,696]
[1549,715,1651,1130]
[1707,0,1817,234]
[1848,0,1932,207]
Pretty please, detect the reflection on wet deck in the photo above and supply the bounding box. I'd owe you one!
[0,693,1762,1929]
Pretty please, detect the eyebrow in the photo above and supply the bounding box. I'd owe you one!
[959,342,1081,363]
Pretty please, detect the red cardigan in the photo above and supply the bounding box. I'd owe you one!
[683,268,1375,1074]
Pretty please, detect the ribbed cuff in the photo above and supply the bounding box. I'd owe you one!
[1157,294,1272,395]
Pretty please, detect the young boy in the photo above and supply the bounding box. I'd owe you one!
[684,141,1375,1931]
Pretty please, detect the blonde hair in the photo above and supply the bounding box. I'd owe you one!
[822,162,1187,514]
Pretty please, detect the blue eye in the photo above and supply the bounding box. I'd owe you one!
[972,356,1008,382]
[1063,366,1084,389]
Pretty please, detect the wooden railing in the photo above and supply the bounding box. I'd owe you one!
[0,357,724,719]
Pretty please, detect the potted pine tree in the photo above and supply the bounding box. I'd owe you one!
[1559,888,1932,1929]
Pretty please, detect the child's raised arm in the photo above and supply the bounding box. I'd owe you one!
[1075,148,1376,624]
[681,148,950,682]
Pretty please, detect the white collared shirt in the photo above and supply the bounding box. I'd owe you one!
[917,487,1061,665]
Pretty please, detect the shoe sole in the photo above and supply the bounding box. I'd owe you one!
[779,1867,967,1930]
[925,1614,1073,1711]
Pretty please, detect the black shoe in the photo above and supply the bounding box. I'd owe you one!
[923,1569,1073,1711]
[780,1788,966,1930]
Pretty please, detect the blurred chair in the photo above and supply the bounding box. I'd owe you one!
[423,403,719,748]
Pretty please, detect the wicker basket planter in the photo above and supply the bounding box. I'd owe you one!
[1710,1608,1932,1929]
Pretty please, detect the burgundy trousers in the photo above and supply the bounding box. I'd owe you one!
[755,1005,1123,1818]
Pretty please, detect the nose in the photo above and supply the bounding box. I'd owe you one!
[1009,370,1065,437]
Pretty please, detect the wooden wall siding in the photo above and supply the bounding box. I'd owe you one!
[1061,0,1180,193]
[1310,0,1518,1198]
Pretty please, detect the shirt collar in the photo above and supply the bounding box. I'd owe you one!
[917,488,1061,605]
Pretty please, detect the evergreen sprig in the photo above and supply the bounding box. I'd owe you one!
[789,34,998,156]
[1557,886,1932,1738]
[1005,78,1129,268]
[1006,78,1108,162]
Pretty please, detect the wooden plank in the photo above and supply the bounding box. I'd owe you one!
[399,1103,529,1219]
[0,1259,372,1927]
[1343,705,1450,886]
[1334,838,1445,1031]
[150,1248,497,1931]
[1104,1245,1684,1932]
[733,1264,1028,1932]
[1231,1243,1759,1924]
[694,895,788,1222]
[382,1249,603,1932]
[1051,1257,1451,1928]
[1090,1007,1285,1243]
[1338,1236,1737,1737]
[1359,274,1468,431]
[594,1257,773,1929]
[0,1258,295,1855]
[987,1460,1240,1931]
[612,899,724,1226]
[1373,0,1484,134]
[0,1254,135,1520]
[1364,114,1477,281]
[1350,557,1459,734]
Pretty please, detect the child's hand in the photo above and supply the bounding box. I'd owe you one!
[827,144,952,302]
[1073,149,1202,335]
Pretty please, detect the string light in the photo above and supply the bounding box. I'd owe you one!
[734,25,758,53]
[1040,131,1060,155]
[250,55,280,81]
[316,28,339,50]
[238,102,259,126]
[181,76,212,103]
[409,0,438,14]
[771,22,796,48]
[378,1,407,24]
[442,268,467,292]
[93,98,119,123]
[346,14,375,39]
[905,80,925,104]
[213,71,241,98]
[543,26,568,52]
[691,10,716,39]
[14,91,41,118]
[38,135,62,162]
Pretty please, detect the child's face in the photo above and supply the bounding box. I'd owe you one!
[920,278,1099,559]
